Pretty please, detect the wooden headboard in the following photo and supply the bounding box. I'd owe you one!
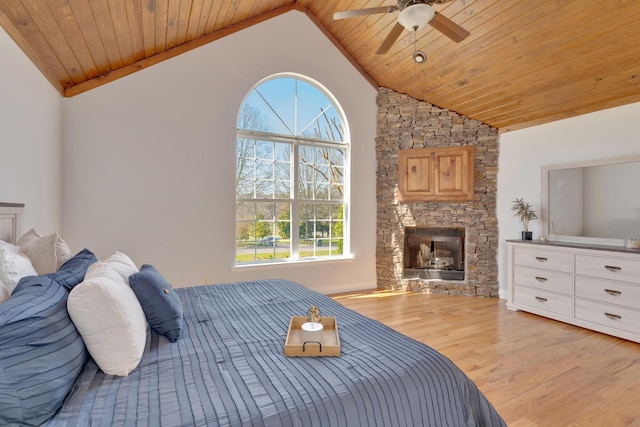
[0,203,24,244]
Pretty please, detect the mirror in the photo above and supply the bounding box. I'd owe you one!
[542,156,640,246]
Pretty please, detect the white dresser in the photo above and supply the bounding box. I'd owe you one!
[507,240,640,343]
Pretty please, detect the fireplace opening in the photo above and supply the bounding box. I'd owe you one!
[403,227,465,281]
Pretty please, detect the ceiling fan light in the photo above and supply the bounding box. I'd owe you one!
[413,50,427,63]
[398,4,435,31]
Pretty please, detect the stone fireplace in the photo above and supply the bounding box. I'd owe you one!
[403,227,465,281]
[376,88,500,297]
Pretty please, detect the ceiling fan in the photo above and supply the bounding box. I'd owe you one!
[333,0,470,55]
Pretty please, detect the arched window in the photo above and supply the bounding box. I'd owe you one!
[235,74,349,264]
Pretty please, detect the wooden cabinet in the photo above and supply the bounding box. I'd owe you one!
[507,241,640,343]
[398,146,474,201]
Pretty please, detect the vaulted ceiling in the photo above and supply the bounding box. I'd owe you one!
[1,0,639,132]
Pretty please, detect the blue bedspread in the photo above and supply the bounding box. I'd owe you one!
[45,279,506,426]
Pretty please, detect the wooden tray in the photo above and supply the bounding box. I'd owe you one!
[284,316,341,357]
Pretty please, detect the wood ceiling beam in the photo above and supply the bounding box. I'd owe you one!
[63,3,298,98]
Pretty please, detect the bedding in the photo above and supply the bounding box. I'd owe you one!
[0,249,96,426]
[44,279,505,427]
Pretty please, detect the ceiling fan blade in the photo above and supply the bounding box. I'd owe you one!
[333,6,396,21]
[429,11,470,42]
[376,22,405,55]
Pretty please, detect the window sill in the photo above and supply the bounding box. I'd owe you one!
[231,255,356,271]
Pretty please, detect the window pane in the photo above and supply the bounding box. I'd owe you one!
[315,184,329,200]
[256,140,273,159]
[315,165,330,184]
[274,148,291,199]
[236,202,255,220]
[275,142,290,161]
[255,181,274,199]
[315,147,329,165]
[296,81,344,142]
[330,184,342,200]
[255,159,273,180]
[329,149,344,167]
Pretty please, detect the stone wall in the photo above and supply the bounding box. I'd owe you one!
[376,88,500,297]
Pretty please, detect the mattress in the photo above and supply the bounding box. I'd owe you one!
[45,279,505,426]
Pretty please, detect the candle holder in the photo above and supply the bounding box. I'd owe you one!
[284,305,341,357]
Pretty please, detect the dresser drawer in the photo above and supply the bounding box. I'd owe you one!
[514,266,573,294]
[575,254,640,284]
[575,298,640,335]
[513,286,573,316]
[514,247,574,273]
[575,276,640,310]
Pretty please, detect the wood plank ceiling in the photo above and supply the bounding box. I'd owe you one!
[1,0,639,132]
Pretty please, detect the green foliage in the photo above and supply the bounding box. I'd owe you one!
[511,198,538,232]
[334,205,344,253]
[277,210,291,239]
[253,212,271,239]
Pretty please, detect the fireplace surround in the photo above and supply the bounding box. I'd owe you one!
[375,88,500,297]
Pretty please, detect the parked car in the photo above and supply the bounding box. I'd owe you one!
[257,237,280,247]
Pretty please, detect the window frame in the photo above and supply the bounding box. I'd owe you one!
[234,74,350,266]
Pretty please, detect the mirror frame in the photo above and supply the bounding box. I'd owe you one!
[541,155,640,247]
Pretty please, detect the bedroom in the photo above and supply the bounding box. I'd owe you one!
[1,0,640,425]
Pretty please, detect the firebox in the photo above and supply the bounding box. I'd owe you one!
[403,227,465,281]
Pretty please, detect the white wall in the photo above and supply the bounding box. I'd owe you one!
[61,11,378,294]
[497,101,640,297]
[0,27,62,236]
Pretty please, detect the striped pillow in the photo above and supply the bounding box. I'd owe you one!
[0,276,88,425]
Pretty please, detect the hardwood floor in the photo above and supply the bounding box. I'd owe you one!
[330,289,640,427]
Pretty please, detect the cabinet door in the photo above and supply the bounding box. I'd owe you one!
[398,146,474,201]
[434,147,474,201]
[402,150,435,198]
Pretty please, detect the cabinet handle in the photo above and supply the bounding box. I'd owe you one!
[535,276,548,282]
[604,265,622,272]
[604,289,622,296]
[535,257,548,262]
[535,296,548,303]
[604,312,622,321]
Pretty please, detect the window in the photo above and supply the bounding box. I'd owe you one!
[235,75,349,264]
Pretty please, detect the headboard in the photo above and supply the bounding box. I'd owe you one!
[0,203,24,244]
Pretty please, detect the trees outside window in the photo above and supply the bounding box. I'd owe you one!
[235,75,349,264]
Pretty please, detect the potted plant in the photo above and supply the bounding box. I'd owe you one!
[512,198,538,240]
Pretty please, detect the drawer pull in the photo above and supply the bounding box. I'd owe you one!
[535,276,548,283]
[535,257,548,262]
[604,265,621,272]
[604,312,622,321]
[535,296,548,303]
[604,289,622,296]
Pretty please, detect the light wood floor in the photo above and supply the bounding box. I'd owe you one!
[330,289,640,427]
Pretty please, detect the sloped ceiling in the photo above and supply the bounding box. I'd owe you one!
[1,0,639,132]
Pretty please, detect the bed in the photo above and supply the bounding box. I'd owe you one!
[1,208,505,427]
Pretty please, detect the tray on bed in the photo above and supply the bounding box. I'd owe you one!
[284,316,341,357]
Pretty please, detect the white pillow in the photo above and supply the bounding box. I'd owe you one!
[88,251,138,282]
[19,231,73,275]
[0,280,9,303]
[67,262,147,377]
[0,242,38,293]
